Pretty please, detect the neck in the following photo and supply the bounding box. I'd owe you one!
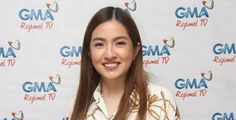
[100,78,125,117]
[101,78,125,96]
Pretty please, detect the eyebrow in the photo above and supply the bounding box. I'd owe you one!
[92,36,129,42]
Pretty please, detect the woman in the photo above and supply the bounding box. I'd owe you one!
[67,6,180,120]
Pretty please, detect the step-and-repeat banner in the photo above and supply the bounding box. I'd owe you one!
[0,0,235,120]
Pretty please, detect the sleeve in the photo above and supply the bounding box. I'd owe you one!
[162,89,181,120]
[148,84,181,120]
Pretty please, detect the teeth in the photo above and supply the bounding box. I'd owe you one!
[104,63,118,67]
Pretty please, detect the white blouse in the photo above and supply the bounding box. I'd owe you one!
[66,83,180,120]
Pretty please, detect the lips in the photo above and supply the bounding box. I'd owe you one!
[103,62,120,70]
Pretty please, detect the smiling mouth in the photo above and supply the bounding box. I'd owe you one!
[103,62,120,69]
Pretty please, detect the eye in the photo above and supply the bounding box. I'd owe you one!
[94,42,104,48]
[116,41,126,47]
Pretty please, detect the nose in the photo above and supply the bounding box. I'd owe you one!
[104,44,117,60]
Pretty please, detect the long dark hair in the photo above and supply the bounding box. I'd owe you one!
[71,6,148,120]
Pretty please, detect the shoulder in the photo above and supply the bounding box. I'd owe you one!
[147,83,181,120]
[148,83,174,99]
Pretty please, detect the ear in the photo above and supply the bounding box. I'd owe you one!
[133,42,141,60]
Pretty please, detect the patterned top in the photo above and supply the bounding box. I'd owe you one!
[66,83,180,120]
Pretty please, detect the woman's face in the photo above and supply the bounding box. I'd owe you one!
[90,20,137,82]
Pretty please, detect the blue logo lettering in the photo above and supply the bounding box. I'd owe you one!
[175,78,208,89]
[0,47,16,58]
[212,112,235,120]
[175,7,209,19]
[213,43,236,55]
[23,81,57,92]
[1,118,19,120]
[142,45,170,56]
[19,9,54,21]
[60,46,82,57]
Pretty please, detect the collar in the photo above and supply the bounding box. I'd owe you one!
[93,83,151,107]
[93,82,102,104]
[93,83,114,119]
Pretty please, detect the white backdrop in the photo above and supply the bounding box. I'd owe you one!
[0,0,235,120]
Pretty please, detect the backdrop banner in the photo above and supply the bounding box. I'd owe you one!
[0,0,235,120]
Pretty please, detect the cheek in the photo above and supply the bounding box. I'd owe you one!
[117,47,134,62]
[90,48,104,63]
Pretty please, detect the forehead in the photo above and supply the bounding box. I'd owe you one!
[91,19,130,41]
